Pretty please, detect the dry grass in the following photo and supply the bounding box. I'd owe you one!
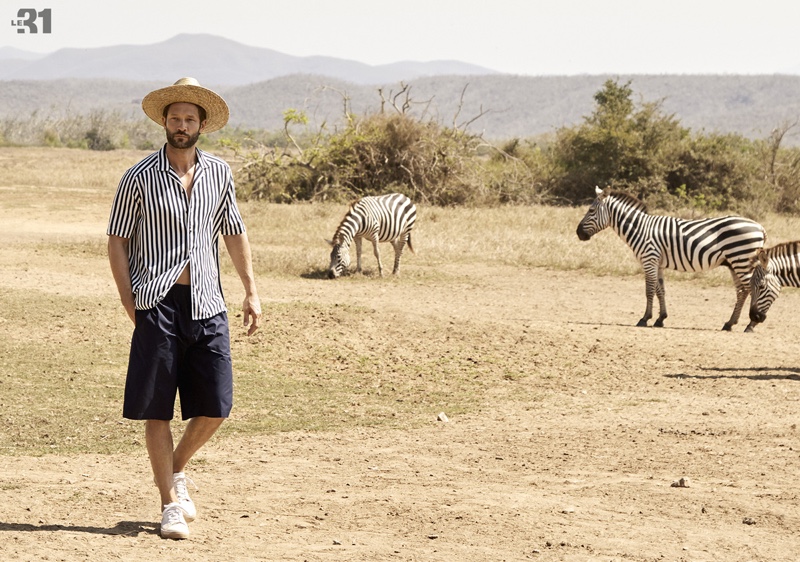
[1,146,797,456]
[242,202,643,279]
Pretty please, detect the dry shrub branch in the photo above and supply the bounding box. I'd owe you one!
[234,85,551,206]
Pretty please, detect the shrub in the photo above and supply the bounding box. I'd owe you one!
[546,78,791,219]
[662,132,768,213]
[550,79,688,204]
[236,107,490,205]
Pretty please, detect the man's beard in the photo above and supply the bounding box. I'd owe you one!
[166,129,200,149]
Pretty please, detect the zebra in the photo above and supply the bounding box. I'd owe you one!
[749,241,800,327]
[576,186,766,331]
[327,193,416,279]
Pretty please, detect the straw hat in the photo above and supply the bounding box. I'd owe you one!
[141,77,229,133]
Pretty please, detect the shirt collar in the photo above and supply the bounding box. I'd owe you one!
[155,144,208,173]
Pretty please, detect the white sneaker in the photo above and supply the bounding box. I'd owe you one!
[173,472,197,522]
[161,502,189,539]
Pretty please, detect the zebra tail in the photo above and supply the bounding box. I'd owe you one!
[407,232,415,254]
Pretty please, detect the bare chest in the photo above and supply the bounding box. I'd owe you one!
[177,167,196,199]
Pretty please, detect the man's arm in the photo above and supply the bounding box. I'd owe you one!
[223,232,262,336]
[108,235,136,324]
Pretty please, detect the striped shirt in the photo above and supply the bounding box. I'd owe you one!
[107,145,246,320]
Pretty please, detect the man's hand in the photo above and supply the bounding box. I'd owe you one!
[223,233,261,336]
[123,299,136,325]
[108,235,136,325]
[242,294,262,336]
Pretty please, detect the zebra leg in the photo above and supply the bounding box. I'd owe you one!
[371,235,384,276]
[722,269,748,331]
[391,239,405,275]
[723,288,749,331]
[637,265,658,327]
[637,292,654,326]
[653,269,668,327]
[354,236,363,273]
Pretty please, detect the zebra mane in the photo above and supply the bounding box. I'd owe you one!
[605,190,648,214]
[763,240,800,257]
[331,199,361,244]
[332,219,348,245]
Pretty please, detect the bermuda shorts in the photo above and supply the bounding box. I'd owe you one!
[123,284,233,421]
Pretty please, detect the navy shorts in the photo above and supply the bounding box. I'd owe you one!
[123,284,233,421]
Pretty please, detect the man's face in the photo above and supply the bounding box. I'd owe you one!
[163,102,205,149]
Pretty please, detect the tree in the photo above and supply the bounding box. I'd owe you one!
[551,79,687,204]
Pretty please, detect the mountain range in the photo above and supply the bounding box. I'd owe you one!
[2,34,800,145]
[0,34,497,85]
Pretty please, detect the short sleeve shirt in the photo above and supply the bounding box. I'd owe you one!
[107,145,246,320]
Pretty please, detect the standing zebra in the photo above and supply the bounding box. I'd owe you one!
[327,193,416,279]
[749,242,800,327]
[576,187,766,331]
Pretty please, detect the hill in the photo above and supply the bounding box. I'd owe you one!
[2,33,800,144]
[2,74,800,144]
[0,34,496,85]
[227,74,800,143]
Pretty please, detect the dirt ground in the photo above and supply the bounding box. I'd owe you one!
[3,208,800,561]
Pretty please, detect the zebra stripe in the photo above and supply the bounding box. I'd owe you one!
[328,193,416,278]
[749,241,800,326]
[576,187,766,331]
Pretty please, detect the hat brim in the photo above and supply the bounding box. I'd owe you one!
[142,83,229,133]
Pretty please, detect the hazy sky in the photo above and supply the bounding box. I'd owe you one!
[3,0,800,75]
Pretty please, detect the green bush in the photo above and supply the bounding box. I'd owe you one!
[662,132,768,213]
[545,78,796,220]
[550,79,688,204]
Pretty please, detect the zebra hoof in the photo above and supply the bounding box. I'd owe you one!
[744,325,755,333]
[721,323,733,331]
[636,319,649,327]
[653,320,665,328]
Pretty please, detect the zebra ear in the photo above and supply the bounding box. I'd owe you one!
[757,249,769,268]
[595,186,603,196]
[324,238,334,246]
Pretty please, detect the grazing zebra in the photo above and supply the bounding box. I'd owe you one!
[576,187,766,331]
[749,242,800,327]
[327,193,416,279]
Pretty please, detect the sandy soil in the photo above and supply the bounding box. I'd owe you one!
[2,212,800,561]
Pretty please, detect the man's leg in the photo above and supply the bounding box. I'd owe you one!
[170,417,225,522]
[146,419,178,507]
[173,416,225,473]
[147,419,190,541]
[145,416,225,503]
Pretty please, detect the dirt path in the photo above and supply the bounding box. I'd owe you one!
[2,259,800,561]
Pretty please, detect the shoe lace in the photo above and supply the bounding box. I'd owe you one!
[163,504,185,525]
[174,474,197,499]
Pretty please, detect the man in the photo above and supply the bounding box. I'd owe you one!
[107,77,261,540]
